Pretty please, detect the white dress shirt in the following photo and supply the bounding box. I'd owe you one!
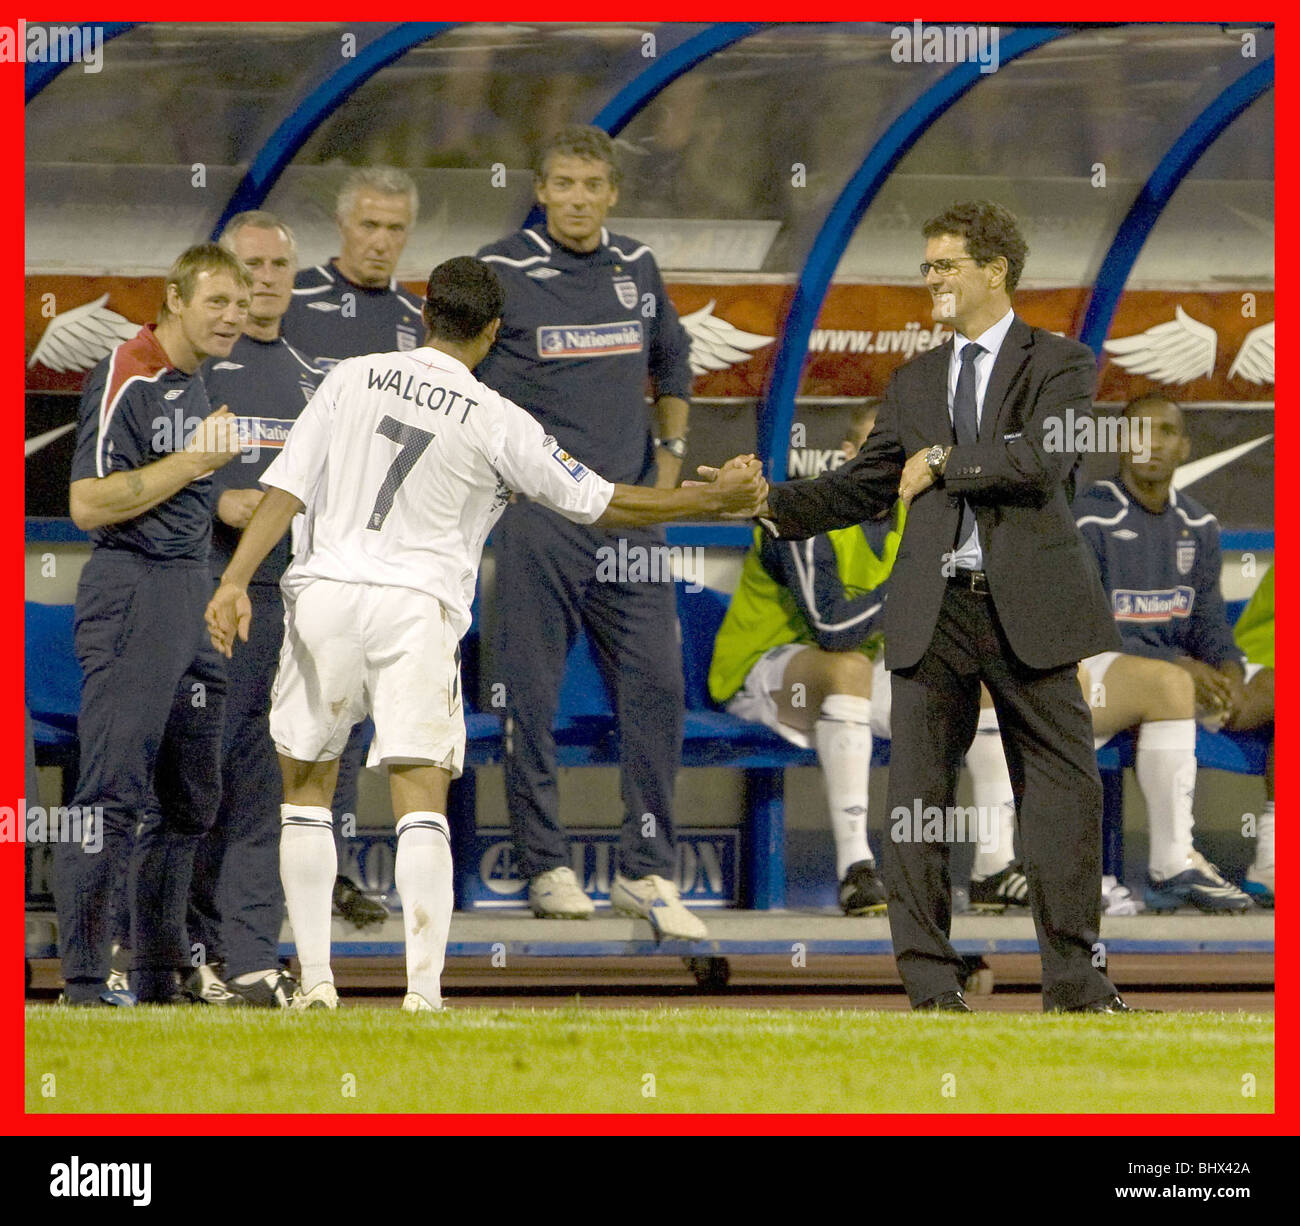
[947,308,1015,571]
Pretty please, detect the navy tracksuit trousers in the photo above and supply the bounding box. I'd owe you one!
[494,500,683,881]
[187,581,285,977]
[54,551,224,994]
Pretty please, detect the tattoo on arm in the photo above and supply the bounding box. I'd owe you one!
[126,472,144,498]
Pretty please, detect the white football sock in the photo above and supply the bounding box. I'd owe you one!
[279,805,336,993]
[1252,800,1275,873]
[1137,719,1198,880]
[814,694,873,879]
[395,811,454,1007]
[967,707,1016,880]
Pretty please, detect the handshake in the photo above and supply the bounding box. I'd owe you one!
[688,453,770,520]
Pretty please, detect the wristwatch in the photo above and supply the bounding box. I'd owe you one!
[655,436,687,460]
[925,444,948,479]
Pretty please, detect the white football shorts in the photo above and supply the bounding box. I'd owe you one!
[725,643,890,749]
[270,577,465,775]
[1080,652,1263,745]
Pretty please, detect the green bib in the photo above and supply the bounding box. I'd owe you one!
[707,503,905,703]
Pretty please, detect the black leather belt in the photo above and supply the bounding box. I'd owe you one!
[947,569,990,594]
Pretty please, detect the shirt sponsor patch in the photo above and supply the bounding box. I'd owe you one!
[236,417,298,449]
[1112,586,1195,621]
[551,445,588,482]
[536,321,643,359]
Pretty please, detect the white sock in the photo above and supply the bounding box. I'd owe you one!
[967,707,1016,880]
[1137,719,1198,880]
[1252,801,1275,873]
[395,811,454,1007]
[280,805,337,993]
[814,694,873,879]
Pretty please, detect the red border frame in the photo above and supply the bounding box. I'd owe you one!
[6,5,1288,1139]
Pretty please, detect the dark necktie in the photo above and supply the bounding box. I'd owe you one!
[952,342,984,557]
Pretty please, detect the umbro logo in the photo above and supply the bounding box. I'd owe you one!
[164,389,185,400]
[526,268,562,279]
[212,361,244,371]
[307,301,342,312]
[1110,529,1138,540]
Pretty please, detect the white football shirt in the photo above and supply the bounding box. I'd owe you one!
[261,346,614,638]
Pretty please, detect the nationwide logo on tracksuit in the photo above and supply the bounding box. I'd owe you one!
[536,321,644,359]
[235,416,298,449]
[1112,587,1195,620]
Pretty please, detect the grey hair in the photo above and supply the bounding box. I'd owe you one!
[336,166,419,224]
[219,209,298,259]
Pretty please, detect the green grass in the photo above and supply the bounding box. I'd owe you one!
[26,1005,1272,1114]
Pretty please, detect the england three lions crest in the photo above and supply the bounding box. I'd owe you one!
[612,276,638,310]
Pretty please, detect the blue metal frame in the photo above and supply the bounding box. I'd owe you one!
[591,22,765,133]
[1078,57,1274,355]
[759,26,1072,480]
[210,23,458,239]
[23,22,137,102]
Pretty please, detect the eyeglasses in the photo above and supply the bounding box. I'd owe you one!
[919,257,979,277]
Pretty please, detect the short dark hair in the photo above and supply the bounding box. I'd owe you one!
[922,201,1028,293]
[422,257,504,343]
[1123,393,1185,433]
[535,124,622,186]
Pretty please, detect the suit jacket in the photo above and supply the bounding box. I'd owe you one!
[766,316,1121,671]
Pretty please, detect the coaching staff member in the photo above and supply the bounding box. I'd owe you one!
[741,202,1128,1012]
[475,126,704,939]
[282,165,424,928]
[56,244,250,1005]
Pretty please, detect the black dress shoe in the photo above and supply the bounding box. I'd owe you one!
[332,875,388,930]
[1063,994,1156,1014]
[914,990,972,1012]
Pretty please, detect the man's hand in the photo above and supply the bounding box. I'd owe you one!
[899,447,941,508]
[186,406,244,472]
[217,487,264,529]
[205,581,252,658]
[1173,656,1240,720]
[690,454,769,518]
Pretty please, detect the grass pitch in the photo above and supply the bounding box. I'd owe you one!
[26,1005,1272,1114]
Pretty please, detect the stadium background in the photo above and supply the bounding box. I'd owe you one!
[23,22,1273,995]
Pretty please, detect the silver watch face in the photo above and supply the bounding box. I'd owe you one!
[927,445,945,467]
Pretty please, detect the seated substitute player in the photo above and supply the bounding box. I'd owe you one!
[1231,563,1274,905]
[281,165,426,930]
[205,257,766,1011]
[56,244,250,1006]
[708,403,1023,915]
[1074,395,1255,913]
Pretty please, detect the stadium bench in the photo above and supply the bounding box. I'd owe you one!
[24,586,1270,910]
[451,581,890,909]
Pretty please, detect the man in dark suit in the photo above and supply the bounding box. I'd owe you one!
[745,202,1128,1012]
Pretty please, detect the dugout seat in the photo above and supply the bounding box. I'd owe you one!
[24,601,80,751]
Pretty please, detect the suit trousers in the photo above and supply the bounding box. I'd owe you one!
[884,580,1117,1010]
